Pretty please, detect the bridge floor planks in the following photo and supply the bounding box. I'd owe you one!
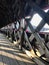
[0,33,36,65]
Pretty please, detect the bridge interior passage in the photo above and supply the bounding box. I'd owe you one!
[0,0,49,65]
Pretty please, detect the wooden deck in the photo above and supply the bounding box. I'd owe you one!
[0,33,49,65]
[0,33,36,65]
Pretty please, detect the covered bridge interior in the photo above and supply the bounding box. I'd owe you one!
[0,0,49,65]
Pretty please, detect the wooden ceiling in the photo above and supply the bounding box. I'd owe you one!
[0,0,48,28]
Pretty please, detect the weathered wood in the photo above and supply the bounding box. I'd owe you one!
[26,19,49,59]
[22,48,46,65]
[0,33,36,65]
[0,51,3,65]
[23,32,46,65]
